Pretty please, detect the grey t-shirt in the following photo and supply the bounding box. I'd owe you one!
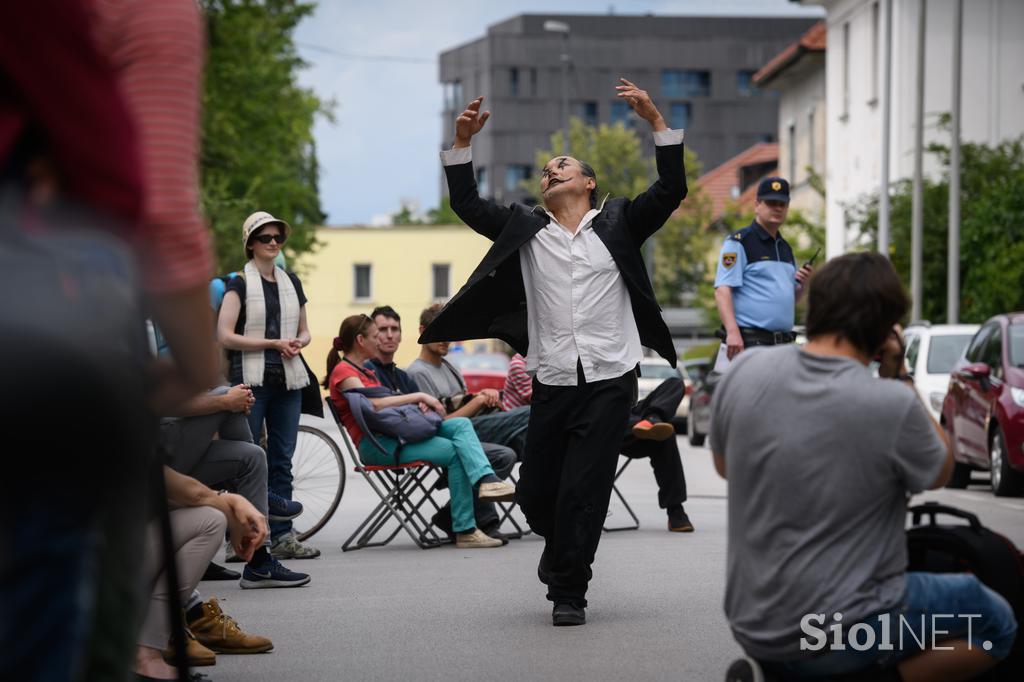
[406,358,466,399]
[709,344,946,661]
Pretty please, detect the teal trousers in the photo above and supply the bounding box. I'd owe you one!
[358,417,493,533]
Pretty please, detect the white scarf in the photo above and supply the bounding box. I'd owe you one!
[242,260,309,390]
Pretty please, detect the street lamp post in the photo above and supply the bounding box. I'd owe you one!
[543,20,571,155]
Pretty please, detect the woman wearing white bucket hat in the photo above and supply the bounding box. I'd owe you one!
[216,211,320,559]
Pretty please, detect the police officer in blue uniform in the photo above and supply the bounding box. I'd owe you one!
[713,177,812,367]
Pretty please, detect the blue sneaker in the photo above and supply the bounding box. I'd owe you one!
[239,556,311,589]
[267,490,303,521]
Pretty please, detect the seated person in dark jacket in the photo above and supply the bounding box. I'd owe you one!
[364,305,514,541]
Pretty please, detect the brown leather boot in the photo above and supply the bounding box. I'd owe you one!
[163,627,216,667]
[188,598,273,654]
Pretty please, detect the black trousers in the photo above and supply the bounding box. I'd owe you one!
[517,364,637,608]
[622,377,688,508]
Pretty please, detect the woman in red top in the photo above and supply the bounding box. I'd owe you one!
[326,314,515,549]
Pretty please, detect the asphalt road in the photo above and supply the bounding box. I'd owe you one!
[194,416,1024,682]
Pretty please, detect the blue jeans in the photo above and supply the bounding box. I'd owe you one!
[763,572,1019,678]
[358,417,494,533]
[247,381,302,539]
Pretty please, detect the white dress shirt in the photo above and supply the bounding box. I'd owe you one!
[440,128,684,386]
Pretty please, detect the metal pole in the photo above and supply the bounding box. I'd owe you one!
[879,0,894,257]
[948,0,962,324]
[910,0,926,322]
[561,33,570,155]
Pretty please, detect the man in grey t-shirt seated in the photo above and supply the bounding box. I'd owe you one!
[408,304,532,460]
[712,253,1016,682]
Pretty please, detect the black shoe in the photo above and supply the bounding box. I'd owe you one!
[202,562,241,581]
[552,602,586,626]
[431,507,454,535]
[667,506,694,533]
[724,656,765,682]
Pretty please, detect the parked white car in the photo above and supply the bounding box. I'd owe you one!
[637,357,689,432]
[903,322,981,421]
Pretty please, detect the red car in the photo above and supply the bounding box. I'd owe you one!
[446,352,509,394]
[941,312,1024,496]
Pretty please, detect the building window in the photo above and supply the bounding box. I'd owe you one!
[443,80,463,111]
[353,264,372,302]
[787,121,797,182]
[505,164,531,192]
[737,70,760,97]
[476,166,489,196]
[432,264,451,301]
[662,70,711,98]
[870,1,880,103]
[669,102,690,130]
[841,22,850,118]
[610,101,633,128]
[529,68,538,96]
[582,101,598,126]
[510,67,519,96]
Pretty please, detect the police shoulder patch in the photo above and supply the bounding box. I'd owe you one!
[722,253,737,268]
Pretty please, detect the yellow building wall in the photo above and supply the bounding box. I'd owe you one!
[296,224,496,379]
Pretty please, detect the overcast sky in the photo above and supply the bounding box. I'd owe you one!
[292,0,823,226]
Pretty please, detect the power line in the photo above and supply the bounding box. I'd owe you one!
[296,41,433,64]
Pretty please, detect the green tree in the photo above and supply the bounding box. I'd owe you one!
[532,118,714,307]
[200,0,331,273]
[848,134,1024,323]
[426,196,463,225]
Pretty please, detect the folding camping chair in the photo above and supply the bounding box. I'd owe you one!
[326,399,448,551]
[492,466,530,539]
[603,456,640,532]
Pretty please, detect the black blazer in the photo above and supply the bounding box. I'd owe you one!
[419,141,687,367]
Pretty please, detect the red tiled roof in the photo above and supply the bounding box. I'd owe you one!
[737,167,778,208]
[753,21,826,86]
[693,142,778,219]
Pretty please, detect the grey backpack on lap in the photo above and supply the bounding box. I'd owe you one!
[343,386,442,461]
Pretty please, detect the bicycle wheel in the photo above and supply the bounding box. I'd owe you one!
[291,425,346,541]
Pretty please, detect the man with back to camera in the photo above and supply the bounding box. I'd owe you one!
[713,252,1016,682]
[713,177,813,370]
[420,79,687,626]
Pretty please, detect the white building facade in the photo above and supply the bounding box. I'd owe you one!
[808,0,1024,257]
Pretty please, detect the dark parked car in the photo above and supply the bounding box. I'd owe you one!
[941,313,1024,496]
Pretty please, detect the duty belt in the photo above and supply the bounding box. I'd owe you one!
[738,327,796,345]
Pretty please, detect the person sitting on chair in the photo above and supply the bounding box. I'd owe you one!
[325,314,515,549]
[365,304,515,542]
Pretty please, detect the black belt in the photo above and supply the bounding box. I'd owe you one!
[714,326,795,345]
[739,327,795,345]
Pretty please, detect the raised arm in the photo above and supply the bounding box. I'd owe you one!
[615,79,688,245]
[441,96,512,241]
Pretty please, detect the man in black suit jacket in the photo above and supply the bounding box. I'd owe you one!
[421,79,687,626]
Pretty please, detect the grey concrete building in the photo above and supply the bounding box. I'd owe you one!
[439,13,819,204]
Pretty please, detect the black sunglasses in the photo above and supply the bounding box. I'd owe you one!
[252,233,286,244]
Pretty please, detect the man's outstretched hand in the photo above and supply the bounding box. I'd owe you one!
[615,78,667,132]
[453,96,490,149]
